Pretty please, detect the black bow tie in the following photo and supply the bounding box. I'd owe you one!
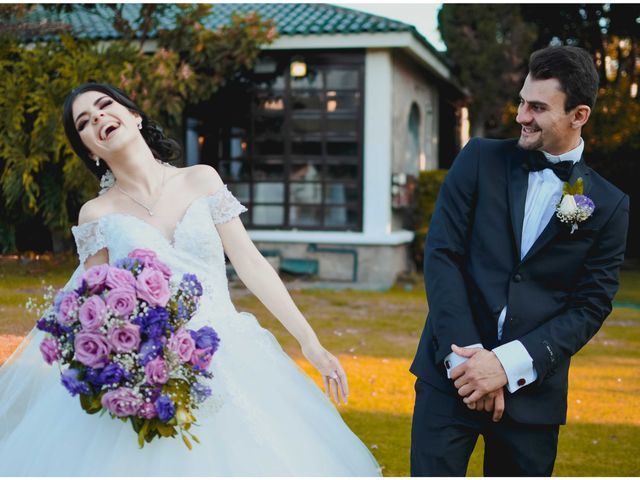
[524,153,575,182]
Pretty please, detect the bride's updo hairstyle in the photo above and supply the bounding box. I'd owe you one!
[62,82,182,180]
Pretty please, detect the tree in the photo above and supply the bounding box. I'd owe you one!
[438,4,537,136]
[0,4,276,253]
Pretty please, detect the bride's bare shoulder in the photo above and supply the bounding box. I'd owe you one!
[180,164,224,196]
[77,193,114,226]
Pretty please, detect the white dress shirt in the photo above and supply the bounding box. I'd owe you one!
[445,138,585,393]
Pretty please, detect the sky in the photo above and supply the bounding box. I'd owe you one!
[335,3,446,51]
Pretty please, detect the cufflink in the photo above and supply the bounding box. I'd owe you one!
[445,361,451,369]
[517,378,526,386]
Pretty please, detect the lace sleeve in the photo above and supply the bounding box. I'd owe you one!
[71,220,107,264]
[206,186,248,224]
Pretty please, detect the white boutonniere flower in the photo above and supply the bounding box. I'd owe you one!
[555,178,595,234]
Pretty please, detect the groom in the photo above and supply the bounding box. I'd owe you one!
[410,46,629,476]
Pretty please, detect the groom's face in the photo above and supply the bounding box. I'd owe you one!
[516,74,577,155]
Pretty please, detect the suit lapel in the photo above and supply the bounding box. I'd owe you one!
[521,156,591,263]
[507,148,531,260]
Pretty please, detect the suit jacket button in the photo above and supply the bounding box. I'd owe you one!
[517,378,526,386]
[514,273,522,282]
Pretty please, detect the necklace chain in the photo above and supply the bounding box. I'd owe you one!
[115,165,166,216]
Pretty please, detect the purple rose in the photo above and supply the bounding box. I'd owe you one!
[58,291,79,326]
[106,267,136,292]
[139,401,157,419]
[78,295,107,331]
[155,395,175,423]
[191,347,213,371]
[106,288,137,318]
[60,368,91,396]
[167,328,196,362]
[39,338,60,365]
[191,326,220,352]
[139,338,163,365]
[99,362,127,386]
[136,268,170,307]
[74,332,111,368]
[144,356,169,385]
[107,322,141,353]
[82,264,109,294]
[101,387,142,417]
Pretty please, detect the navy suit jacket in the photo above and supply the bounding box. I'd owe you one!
[410,138,629,425]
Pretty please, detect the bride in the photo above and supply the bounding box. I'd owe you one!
[0,83,380,476]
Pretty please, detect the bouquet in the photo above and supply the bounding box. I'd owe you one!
[33,248,219,449]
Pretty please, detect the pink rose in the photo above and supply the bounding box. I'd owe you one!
[136,268,170,307]
[128,248,158,265]
[147,258,172,281]
[39,338,60,365]
[167,328,196,362]
[191,347,213,370]
[106,288,137,318]
[58,291,79,326]
[144,356,169,385]
[78,295,107,331]
[101,387,142,417]
[82,264,109,293]
[139,401,157,419]
[74,332,111,368]
[105,267,136,292]
[107,322,141,353]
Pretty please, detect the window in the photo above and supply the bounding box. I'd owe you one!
[187,52,364,231]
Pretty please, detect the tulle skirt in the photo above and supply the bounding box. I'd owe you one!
[0,308,380,476]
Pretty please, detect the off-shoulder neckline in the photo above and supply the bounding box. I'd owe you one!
[72,186,230,248]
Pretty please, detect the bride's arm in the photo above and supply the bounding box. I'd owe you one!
[77,202,109,269]
[216,218,349,404]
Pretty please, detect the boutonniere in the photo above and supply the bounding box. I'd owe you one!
[555,177,595,234]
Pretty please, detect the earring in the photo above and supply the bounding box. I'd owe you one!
[138,122,142,130]
[92,155,100,167]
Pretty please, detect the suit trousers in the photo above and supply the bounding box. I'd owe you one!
[411,378,559,477]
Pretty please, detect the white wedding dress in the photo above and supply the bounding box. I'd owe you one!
[0,186,380,476]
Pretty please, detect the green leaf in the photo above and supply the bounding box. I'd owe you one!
[563,177,584,196]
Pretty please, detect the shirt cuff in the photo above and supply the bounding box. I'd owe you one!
[492,340,538,393]
[444,343,483,379]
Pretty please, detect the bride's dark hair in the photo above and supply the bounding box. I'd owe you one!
[62,82,182,180]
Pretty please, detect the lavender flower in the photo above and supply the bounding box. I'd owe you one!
[139,338,164,365]
[84,367,104,386]
[134,307,170,339]
[61,368,91,396]
[113,256,138,272]
[99,362,127,386]
[180,273,203,297]
[191,382,212,403]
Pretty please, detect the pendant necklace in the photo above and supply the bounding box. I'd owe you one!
[115,164,166,216]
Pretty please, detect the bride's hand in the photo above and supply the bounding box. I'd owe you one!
[301,342,349,405]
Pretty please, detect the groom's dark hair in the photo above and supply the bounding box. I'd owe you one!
[529,46,599,112]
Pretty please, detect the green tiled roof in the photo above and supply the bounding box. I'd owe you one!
[20,3,417,40]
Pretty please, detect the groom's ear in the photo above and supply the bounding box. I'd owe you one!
[570,105,591,129]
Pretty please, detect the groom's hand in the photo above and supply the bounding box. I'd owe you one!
[468,388,505,422]
[450,344,508,403]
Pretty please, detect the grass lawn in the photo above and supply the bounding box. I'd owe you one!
[1,255,639,476]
